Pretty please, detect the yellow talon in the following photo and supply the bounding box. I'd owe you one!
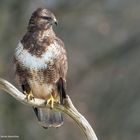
[24,91,34,101]
[47,94,55,109]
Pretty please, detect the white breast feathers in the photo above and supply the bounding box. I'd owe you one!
[15,41,60,69]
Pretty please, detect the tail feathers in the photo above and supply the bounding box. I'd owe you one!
[33,107,63,128]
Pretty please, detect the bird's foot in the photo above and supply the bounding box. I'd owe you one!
[24,91,34,101]
[47,94,55,109]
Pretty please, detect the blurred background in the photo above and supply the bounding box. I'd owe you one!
[0,0,140,140]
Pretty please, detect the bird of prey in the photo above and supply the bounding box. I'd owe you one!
[13,8,68,128]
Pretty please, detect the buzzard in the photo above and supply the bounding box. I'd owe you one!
[14,8,68,128]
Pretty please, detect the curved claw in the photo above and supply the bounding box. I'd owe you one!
[47,94,55,109]
[24,91,34,101]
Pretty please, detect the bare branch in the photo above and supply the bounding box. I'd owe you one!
[0,78,98,140]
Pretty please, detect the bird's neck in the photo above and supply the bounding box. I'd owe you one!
[30,27,56,41]
[39,27,56,38]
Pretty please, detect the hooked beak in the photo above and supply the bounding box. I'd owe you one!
[54,18,58,26]
[54,20,58,26]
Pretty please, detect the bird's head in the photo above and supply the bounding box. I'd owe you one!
[28,8,58,31]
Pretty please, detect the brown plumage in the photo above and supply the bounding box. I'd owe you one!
[14,8,68,128]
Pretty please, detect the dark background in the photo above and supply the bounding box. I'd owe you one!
[0,0,140,140]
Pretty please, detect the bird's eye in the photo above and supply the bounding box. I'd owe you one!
[41,16,52,20]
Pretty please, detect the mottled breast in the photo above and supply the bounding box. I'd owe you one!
[14,40,66,99]
[15,41,62,70]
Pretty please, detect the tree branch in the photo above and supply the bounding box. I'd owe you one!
[0,78,98,140]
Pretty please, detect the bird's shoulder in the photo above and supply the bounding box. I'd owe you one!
[54,36,65,48]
